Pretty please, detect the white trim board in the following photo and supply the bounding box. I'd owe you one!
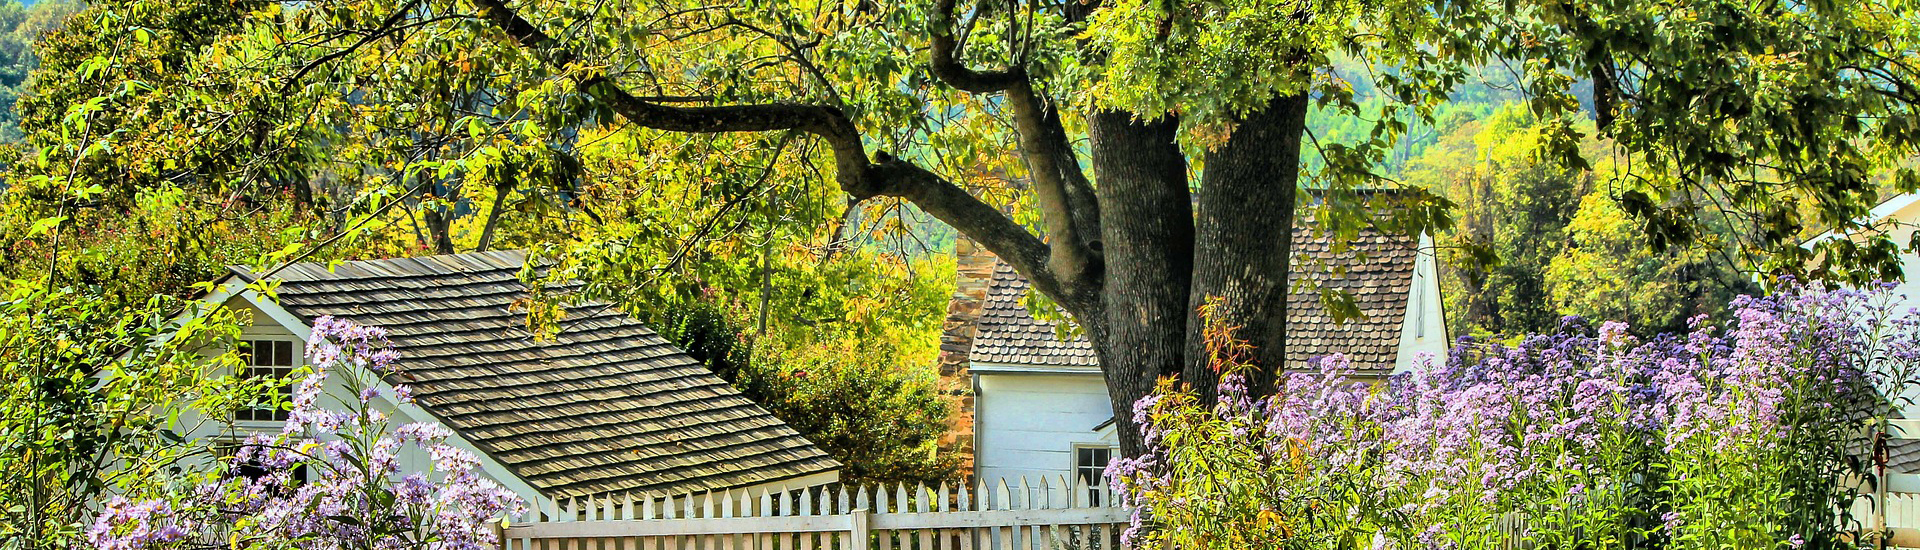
[968,362,1101,375]
[1802,193,1920,247]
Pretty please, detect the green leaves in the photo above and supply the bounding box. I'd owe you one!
[24,215,63,237]
[0,280,250,548]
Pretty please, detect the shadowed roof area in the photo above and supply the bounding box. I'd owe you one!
[233,250,839,497]
[970,225,1424,376]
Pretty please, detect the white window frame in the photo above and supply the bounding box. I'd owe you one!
[234,336,302,428]
[1071,443,1119,506]
[1071,443,1117,485]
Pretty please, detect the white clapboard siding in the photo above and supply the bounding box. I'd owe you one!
[501,477,1126,550]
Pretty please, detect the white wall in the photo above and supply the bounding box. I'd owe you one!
[973,371,1117,484]
[1395,233,1450,374]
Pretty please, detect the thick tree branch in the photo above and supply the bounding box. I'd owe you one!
[865,153,1072,306]
[1007,82,1103,287]
[928,0,1025,93]
[475,181,511,252]
[926,0,1102,288]
[468,0,1073,303]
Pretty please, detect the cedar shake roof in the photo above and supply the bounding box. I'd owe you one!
[232,250,839,497]
[970,225,1422,376]
[1890,440,1920,474]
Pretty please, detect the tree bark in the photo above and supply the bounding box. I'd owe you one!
[475,182,511,253]
[1088,110,1192,455]
[1184,94,1311,401]
[422,206,456,255]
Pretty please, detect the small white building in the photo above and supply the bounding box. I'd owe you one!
[176,251,839,512]
[936,223,1448,485]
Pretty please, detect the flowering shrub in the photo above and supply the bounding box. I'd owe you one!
[1111,284,1919,549]
[87,316,526,550]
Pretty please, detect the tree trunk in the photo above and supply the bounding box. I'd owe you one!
[1183,94,1311,401]
[423,207,456,255]
[1086,110,1193,456]
[475,183,512,253]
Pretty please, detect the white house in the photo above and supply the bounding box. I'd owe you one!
[934,221,1448,486]
[175,250,839,513]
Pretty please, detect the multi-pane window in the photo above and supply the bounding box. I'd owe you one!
[236,339,297,422]
[1075,445,1115,504]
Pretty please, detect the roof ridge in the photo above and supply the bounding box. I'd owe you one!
[226,249,532,282]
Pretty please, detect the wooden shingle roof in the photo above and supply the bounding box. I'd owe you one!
[239,250,839,497]
[970,225,1421,376]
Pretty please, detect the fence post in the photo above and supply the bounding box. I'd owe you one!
[850,507,870,550]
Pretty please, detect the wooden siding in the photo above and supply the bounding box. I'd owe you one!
[973,374,1116,484]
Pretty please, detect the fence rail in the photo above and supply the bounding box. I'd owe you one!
[500,477,1128,550]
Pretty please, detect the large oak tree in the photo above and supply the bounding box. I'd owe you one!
[14,0,1920,454]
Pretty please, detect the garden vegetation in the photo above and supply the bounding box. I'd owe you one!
[1114,287,1920,549]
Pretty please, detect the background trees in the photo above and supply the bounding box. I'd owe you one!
[1404,105,1760,338]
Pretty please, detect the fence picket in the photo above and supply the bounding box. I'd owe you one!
[876,485,894,550]
[916,485,934,550]
[587,495,602,550]
[715,494,731,550]
[664,494,681,550]
[955,484,972,550]
[683,493,698,550]
[758,489,773,550]
[799,487,815,550]
[1040,477,1057,550]
[619,493,636,550]
[650,495,665,550]
[1072,477,1090,550]
[895,483,911,550]
[830,487,846,550]
[559,497,574,550]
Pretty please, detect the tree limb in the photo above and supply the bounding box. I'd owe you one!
[1007,82,1103,288]
[475,181,511,252]
[468,0,1073,302]
[928,0,1025,93]
[926,0,1102,287]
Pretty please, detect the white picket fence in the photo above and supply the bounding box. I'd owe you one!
[500,477,1127,550]
[497,472,1920,549]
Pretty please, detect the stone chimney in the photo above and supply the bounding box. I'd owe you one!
[938,237,996,477]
